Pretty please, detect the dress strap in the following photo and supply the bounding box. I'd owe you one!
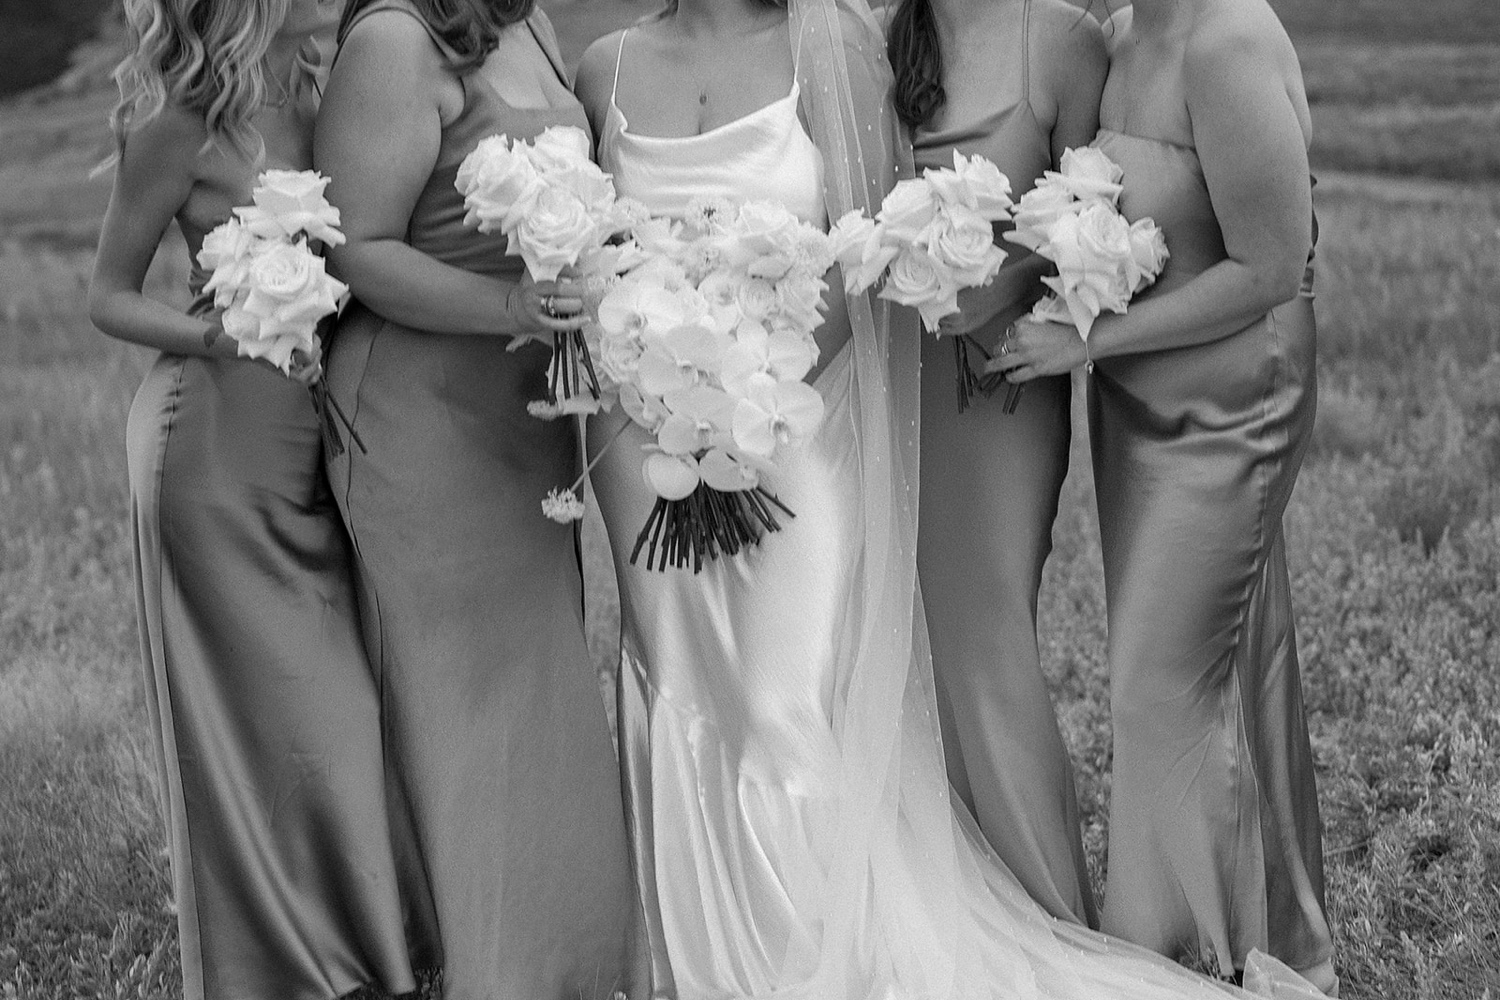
[1019,0,1033,113]
[525,10,572,88]
[610,28,630,108]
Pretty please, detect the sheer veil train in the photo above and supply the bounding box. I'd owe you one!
[756,0,1332,995]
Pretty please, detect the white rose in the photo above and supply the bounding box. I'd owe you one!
[1008,176,1079,252]
[877,246,960,331]
[734,200,804,257]
[198,218,260,307]
[456,134,544,234]
[827,209,898,294]
[528,125,591,169]
[1039,206,1132,337]
[234,241,344,363]
[928,204,1007,287]
[510,186,597,281]
[735,276,780,323]
[1056,146,1124,204]
[951,150,1014,221]
[772,271,828,331]
[876,178,939,246]
[1124,217,1170,294]
[239,169,344,246]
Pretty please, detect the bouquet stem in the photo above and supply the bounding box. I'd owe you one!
[629,483,795,574]
[547,329,602,406]
[1001,382,1025,415]
[310,377,366,459]
[953,335,1009,414]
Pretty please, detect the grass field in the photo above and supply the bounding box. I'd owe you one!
[2,2,1499,998]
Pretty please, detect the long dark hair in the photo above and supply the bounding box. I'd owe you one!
[887,0,944,131]
[337,0,535,71]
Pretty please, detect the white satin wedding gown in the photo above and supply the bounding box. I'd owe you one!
[587,14,1332,1000]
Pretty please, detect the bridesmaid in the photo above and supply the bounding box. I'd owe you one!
[887,0,1105,925]
[88,1,420,998]
[314,2,637,997]
[992,0,1336,990]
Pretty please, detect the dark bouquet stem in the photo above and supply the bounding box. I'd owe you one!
[546,329,602,406]
[953,335,1010,414]
[629,482,795,573]
[309,378,366,459]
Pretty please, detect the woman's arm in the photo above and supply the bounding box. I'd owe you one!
[938,1,1106,338]
[88,111,239,358]
[316,12,584,337]
[995,15,1312,379]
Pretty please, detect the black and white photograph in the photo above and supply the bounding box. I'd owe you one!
[1,0,1497,997]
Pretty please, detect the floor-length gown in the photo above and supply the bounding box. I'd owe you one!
[589,10,1331,1000]
[912,0,1094,927]
[589,32,851,996]
[322,5,637,998]
[1087,128,1335,990]
[128,259,416,998]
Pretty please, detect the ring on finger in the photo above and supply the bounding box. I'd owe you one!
[544,294,556,316]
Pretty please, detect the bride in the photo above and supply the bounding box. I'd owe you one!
[575,0,1329,996]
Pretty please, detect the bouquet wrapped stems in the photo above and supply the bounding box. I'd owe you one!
[630,484,795,574]
[545,328,602,406]
[952,334,1012,414]
[308,371,365,459]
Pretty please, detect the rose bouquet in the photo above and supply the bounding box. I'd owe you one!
[455,125,646,417]
[197,169,361,455]
[830,150,1015,411]
[999,146,1169,410]
[545,196,832,573]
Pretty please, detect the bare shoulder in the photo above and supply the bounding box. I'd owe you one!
[1185,0,1296,82]
[576,28,627,105]
[117,103,207,180]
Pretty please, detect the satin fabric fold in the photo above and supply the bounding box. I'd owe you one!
[128,278,416,1000]
[322,5,638,998]
[912,0,1095,925]
[1087,129,1334,991]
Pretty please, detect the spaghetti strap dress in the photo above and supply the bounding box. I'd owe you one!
[910,0,1095,929]
[126,240,416,997]
[322,4,637,998]
[1087,128,1336,990]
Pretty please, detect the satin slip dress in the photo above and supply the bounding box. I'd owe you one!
[322,4,636,998]
[126,221,415,996]
[587,29,858,999]
[1086,128,1336,991]
[911,0,1096,929]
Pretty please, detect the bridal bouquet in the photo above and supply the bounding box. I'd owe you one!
[547,196,832,573]
[456,125,647,417]
[1000,146,1169,410]
[197,169,361,455]
[829,150,1015,410]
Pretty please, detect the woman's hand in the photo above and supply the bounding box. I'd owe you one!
[985,315,1087,384]
[507,271,589,335]
[935,285,994,338]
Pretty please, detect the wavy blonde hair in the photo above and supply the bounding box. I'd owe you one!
[109,0,315,161]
